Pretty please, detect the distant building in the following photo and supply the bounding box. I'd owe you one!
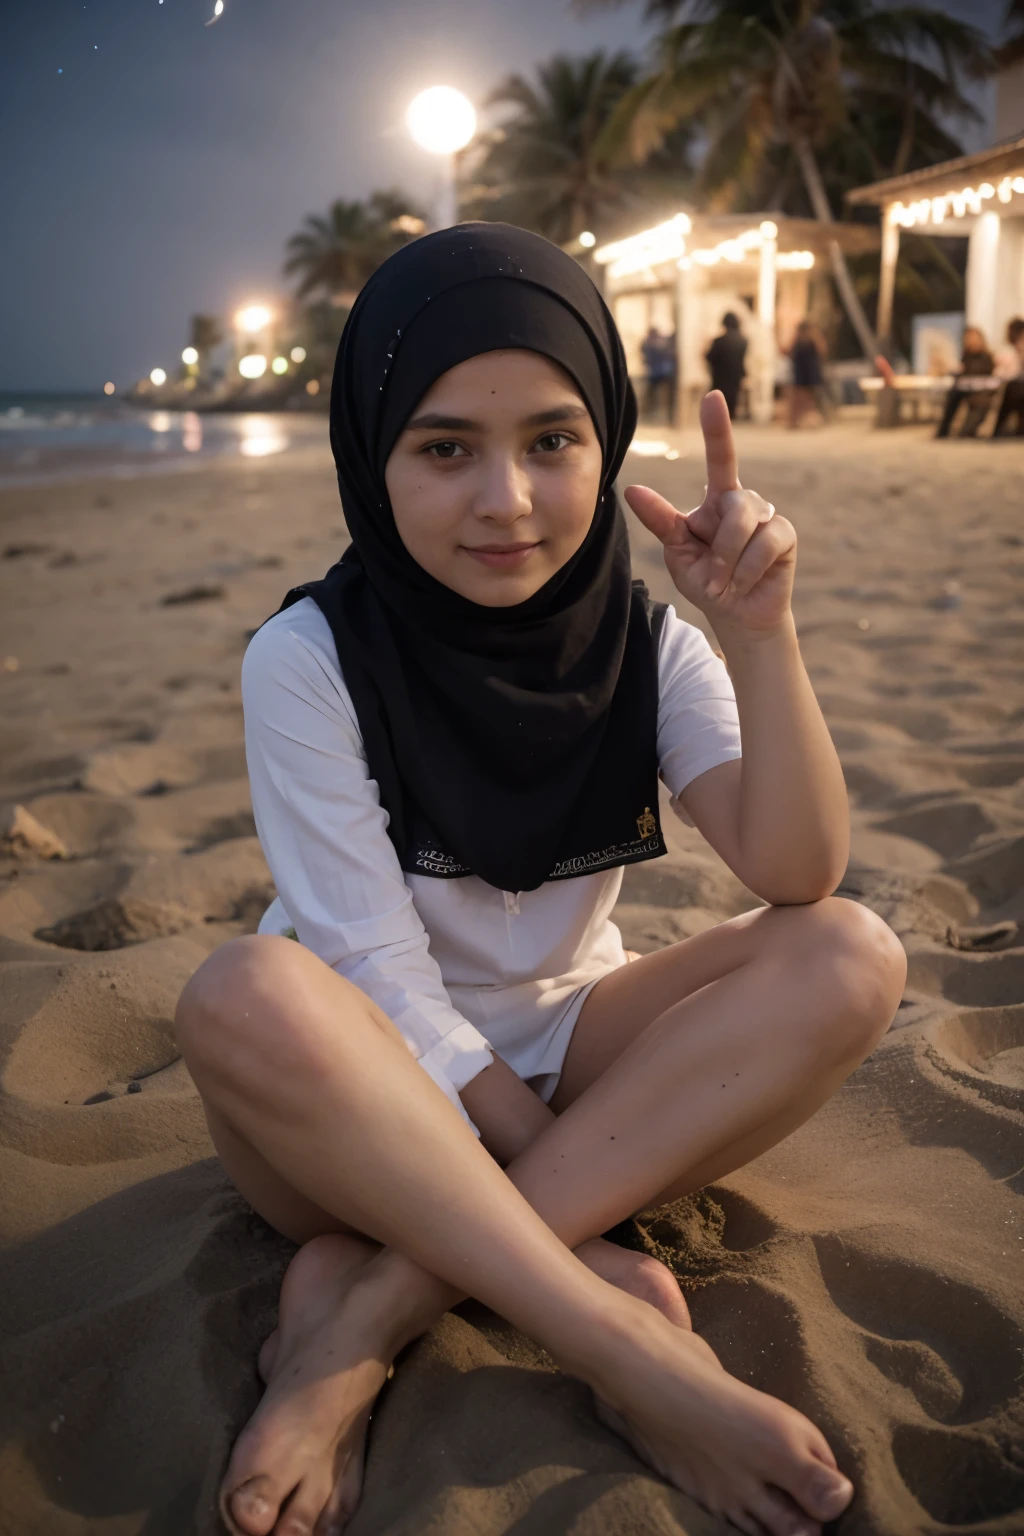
[593,211,876,425]
[847,68,1024,354]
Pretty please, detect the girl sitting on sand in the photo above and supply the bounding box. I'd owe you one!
[175,224,906,1536]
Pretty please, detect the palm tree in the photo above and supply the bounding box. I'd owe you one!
[462,51,695,244]
[283,190,426,303]
[997,0,1024,64]
[586,0,993,356]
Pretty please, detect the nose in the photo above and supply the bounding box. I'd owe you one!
[473,450,532,526]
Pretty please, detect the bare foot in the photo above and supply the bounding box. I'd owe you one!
[582,1299,853,1536]
[219,1233,387,1536]
[221,1233,691,1536]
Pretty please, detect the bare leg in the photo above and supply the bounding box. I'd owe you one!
[176,898,904,1536]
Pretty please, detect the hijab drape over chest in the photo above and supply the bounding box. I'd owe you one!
[277,223,666,893]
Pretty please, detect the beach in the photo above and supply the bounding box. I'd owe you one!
[1,420,1023,1535]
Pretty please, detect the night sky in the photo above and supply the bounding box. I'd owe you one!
[0,0,1004,394]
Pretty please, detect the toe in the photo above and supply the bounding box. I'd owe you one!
[745,1481,821,1536]
[222,1475,282,1536]
[276,1472,336,1536]
[792,1459,854,1523]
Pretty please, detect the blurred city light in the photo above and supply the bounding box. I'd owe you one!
[182,346,199,365]
[271,356,289,375]
[150,367,167,386]
[103,382,115,396]
[236,305,272,334]
[238,354,268,379]
[306,379,320,396]
[759,220,779,240]
[290,346,307,363]
[578,231,596,248]
[406,87,476,155]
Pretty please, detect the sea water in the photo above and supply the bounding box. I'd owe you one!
[0,396,326,487]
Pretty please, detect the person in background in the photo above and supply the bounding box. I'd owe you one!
[936,326,996,439]
[787,321,824,430]
[705,312,747,419]
[640,325,676,423]
[993,317,1024,438]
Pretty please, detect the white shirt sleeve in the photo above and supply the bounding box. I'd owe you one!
[241,600,494,1130]
[656,604,743,814]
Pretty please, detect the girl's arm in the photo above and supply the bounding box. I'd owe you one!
[627,391,849,907]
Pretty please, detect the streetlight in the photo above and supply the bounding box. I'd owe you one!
[238,354,267,379]
[406,86,476,231]
[103,381,115,396]
[150,367,167,387]
[271,356,289,375]
[578,231,596,248]
[236,304,272,335]
[290,346,306,363]
[182,346,199,366]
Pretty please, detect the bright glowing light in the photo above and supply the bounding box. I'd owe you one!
[290,346,307,363]
[406,87,476,155]
[240,416,288,458]
[776,250,815,270]
[628,438,673,457]
[236,304,272,334]
[206,0,224,19]
[183,412,203,453]
[150,412,172,433]
[759,220,778,239]
[149,367,167,386]
[595,215,692,279]
[271,356,289,375]
[103,381,115,396]
[306,379,320,396]
[890,173,1024,228]
[182,346,199,366]
[238,354,267,379]
[578,230,596,248]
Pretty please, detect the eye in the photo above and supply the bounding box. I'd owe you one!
[423,440,468,459]
[534,431,574,453]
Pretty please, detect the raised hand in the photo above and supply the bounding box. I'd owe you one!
[624,391,796,634]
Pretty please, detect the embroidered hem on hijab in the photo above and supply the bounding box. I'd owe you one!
[276,222,666,893]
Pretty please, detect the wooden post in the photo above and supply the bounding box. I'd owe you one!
[753,224,778,423]
[674,259,698,429]
[877,210,900,349]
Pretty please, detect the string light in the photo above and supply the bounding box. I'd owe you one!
[596,215,813,279]
[595,215,692,279]
[889,175,1024,227]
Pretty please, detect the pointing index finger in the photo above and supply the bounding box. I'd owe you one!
[700,390,741,494]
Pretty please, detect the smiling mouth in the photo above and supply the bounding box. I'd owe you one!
[462,541,541,568]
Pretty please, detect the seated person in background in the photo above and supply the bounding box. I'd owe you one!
[993,318,1024,438]
[936,326,996,439]
[705,312,747,419]
[788,321,824,430]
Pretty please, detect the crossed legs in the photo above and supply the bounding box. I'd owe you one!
[175,897,905,1536]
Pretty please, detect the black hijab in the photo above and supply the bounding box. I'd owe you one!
[278,222,666,892]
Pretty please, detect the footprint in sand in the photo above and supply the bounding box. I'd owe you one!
[928,1007,1024,1111]
[891,1422,1024,1526]
[813,1235,1024,1427]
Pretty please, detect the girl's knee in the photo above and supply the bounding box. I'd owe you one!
[801,897,907,1050]
[175,934,318,1067]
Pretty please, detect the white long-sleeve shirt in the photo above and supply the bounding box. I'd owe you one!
[242,596,742,1127]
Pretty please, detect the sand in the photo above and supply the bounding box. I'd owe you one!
[1,421,1022,1535]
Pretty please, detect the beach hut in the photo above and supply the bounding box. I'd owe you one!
[847,72,1024,360]
[593,211,877,426]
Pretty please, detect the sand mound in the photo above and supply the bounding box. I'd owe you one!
[2,435,1023,1533]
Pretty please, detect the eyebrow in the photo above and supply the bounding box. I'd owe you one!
[404,403,591,432]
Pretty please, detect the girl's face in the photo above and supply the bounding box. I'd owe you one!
[384,349,604,607]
